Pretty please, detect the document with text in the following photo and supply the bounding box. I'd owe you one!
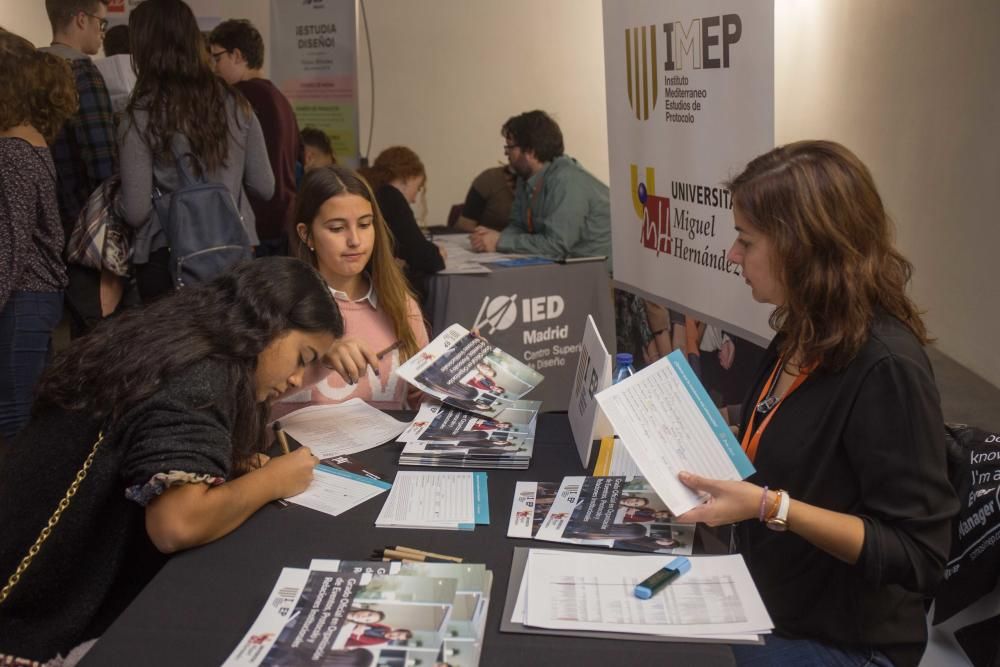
[285,464,391,517]
[520,549,771,641]
[595,350,754,515]
[375,471,490,530]
[276,398,408,458]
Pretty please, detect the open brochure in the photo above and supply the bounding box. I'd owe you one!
[595,349,754,516]
[224,559,492,666]
[396,324,543,418]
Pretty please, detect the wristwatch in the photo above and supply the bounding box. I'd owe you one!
[766,490,790,531]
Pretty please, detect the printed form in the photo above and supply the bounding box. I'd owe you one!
[596,350,754,515]
[277,398,408,458]
[518,549,771,641]
[376,471,489,530]
[285,465,391,517]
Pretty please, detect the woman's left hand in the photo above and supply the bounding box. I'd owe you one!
[674,472,762,526]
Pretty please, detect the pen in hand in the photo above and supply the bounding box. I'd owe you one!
[272,421,291,455]
[376,340,402,361]
[634,556,691,599]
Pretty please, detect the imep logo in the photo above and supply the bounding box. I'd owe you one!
[631,165,671,256]
[473,295,519,335]
[625,26,659,120]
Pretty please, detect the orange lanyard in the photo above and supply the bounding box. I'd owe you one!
[524,176,545,233]
[740,358,810,463]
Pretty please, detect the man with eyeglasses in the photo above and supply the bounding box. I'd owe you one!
[208,19,302,258]
[39,0,118,337]
[470,110,611,271]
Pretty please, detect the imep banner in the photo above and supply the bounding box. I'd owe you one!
[270,0,359,165]
[603,0,774,342]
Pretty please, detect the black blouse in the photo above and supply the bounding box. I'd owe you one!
[375,183,445,274]
[0,359,239,661]
[736,313,959,667]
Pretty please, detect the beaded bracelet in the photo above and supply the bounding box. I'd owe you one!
[758,485,770,522]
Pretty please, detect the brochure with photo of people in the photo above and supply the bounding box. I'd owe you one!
[398,400,540,469]
[396,324,543,418]
[527,475,694,555]
[507,481,561,538]
[224,559,493,666]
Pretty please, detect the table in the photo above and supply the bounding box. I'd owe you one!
[425,260,615,412]
[81,415,734,667]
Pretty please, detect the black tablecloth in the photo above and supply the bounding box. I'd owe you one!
[81,414,734,666]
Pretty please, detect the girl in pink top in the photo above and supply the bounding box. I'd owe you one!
[271,166,428,416]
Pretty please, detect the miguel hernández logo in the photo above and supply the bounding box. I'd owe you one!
[624,14,744,121]
[631,165,671,256]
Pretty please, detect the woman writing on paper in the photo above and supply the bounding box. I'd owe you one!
[0,258,342,663]
[676,141,957,667]
[271,165,428,417]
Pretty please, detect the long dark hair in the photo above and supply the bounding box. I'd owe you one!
[35,258,343,470]
[294,166,421,360]
[126,0,245,174]
[727,140,928,371]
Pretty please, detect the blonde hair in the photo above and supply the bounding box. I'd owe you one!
[294,165,423,360]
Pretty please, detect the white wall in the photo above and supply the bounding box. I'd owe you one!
[774,0,1000,389]
[3,0,998,388]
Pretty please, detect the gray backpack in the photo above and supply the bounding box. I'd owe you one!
[153,150,252,288]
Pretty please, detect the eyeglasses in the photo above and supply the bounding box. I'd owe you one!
[503,144,520,155]
[210,48,232,64]
[81,11,109,33]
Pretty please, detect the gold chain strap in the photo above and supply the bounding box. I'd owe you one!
[0,431,104,606]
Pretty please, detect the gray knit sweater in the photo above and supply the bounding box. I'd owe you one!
[118,94,274,262]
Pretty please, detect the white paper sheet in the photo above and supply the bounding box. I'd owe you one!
[375,471,482,529]
[285,465,391,516]
[595,350,754,515]
[276,398,408,458]
[522,549,771,640]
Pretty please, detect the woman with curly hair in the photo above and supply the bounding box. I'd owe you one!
[676,141,958,666]
[360,146,446,301]
[119,0,274,301]
[273,165,429,415]
[0,30,78,440]
[0,258,343,663]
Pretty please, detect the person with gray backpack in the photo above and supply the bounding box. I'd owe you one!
[118,0,273,301]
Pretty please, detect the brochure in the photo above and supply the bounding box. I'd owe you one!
[533,476,694,555]
[396,324,543,418]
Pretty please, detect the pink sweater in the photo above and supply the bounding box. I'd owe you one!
[271,292,428,416]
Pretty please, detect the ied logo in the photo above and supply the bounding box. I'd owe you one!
[625,25,659,120]
[473,295,519,335]
[631,165,671,256]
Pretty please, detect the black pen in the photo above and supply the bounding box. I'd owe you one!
[634,556,691,599]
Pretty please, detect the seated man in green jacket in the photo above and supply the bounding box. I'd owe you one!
[470,110,611,270]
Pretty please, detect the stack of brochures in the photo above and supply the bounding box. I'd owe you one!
[397,400,540,469]
[224,558,492,666]
[505,547,772,644]
[375,471,490,531]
